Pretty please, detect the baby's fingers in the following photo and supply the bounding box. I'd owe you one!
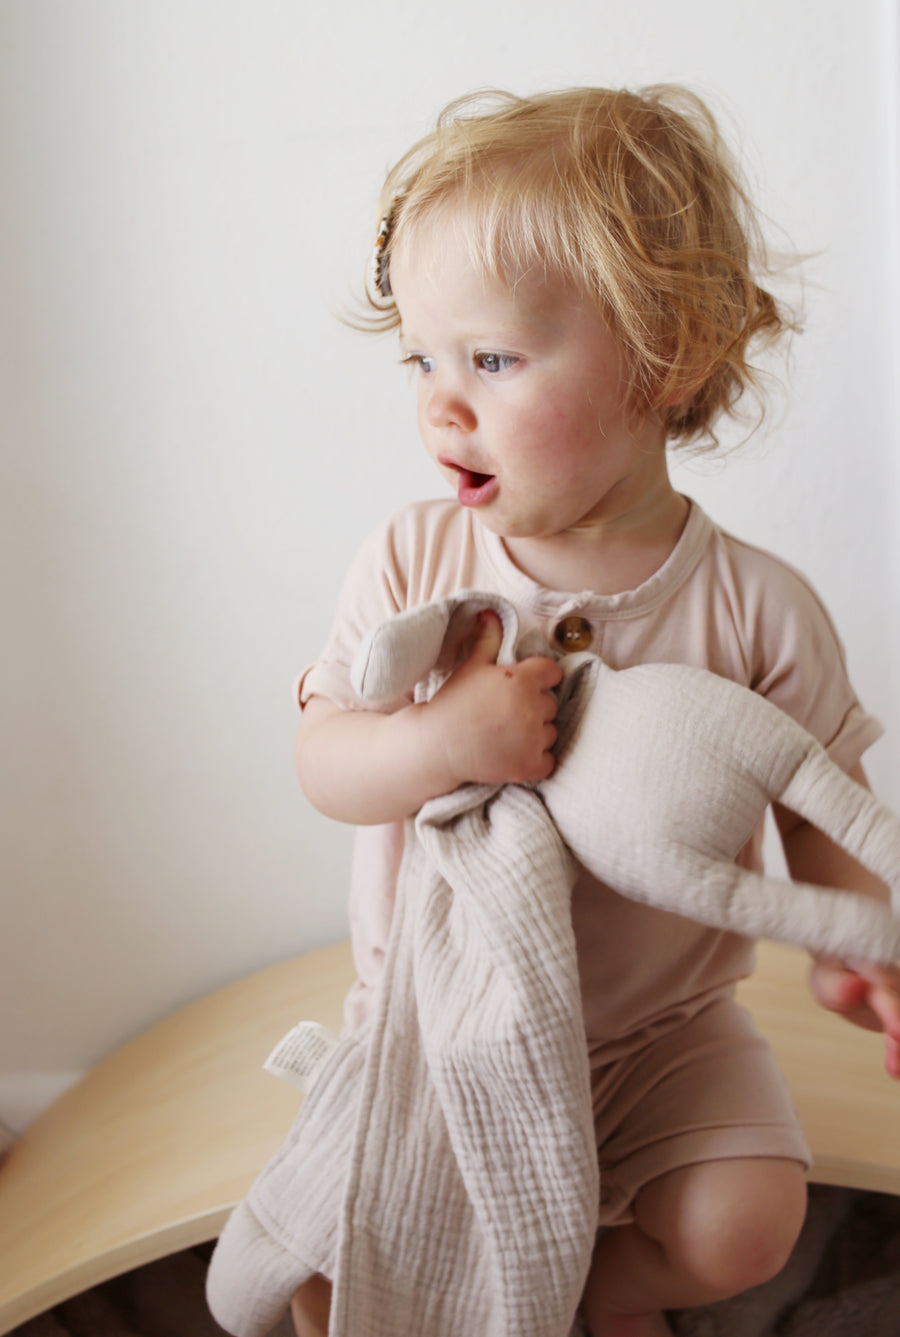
[844,958,900,1036]
[885,1034,900,1079]
[529,723,559,781]
[464,609,504,666]
[809,957,868,1013]
[517,653,564,693]
[811,957,900,1078]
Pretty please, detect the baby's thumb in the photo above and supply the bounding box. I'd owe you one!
[465,609,503,666]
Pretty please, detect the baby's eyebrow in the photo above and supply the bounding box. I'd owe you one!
[396,332,424,361]
[397,330,431,357]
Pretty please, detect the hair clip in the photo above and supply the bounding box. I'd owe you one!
[369,195,403,300]
[371,214,392,298]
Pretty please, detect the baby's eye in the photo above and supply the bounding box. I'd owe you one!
[401,354,436,375]
[475,352,518,374]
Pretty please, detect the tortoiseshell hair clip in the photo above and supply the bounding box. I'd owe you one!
[369,196,404,300]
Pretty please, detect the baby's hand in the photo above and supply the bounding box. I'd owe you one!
[427,610,562,787]
[809,955,900,1078]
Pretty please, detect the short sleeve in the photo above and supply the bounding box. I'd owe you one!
[747,556,883,770]
[296,510,415,714]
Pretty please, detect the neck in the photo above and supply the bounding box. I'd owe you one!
[503,486,690,595]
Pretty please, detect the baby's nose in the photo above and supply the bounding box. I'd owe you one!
[425,378,476,431]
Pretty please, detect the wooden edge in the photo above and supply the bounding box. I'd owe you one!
[0,1208,232,1333]
[0,942,354,1335]
[809,1161,900,1197]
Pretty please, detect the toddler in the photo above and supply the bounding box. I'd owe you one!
[290,87,900,1337]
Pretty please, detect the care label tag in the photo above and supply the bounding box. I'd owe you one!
[263,1020,341,1094]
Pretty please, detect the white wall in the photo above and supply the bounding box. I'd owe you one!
[2,0,898,1130]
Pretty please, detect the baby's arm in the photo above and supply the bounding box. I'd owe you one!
[296,611,562,825]
[775,763,900,1077]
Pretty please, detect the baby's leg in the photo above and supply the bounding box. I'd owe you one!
[581,1157,807,1337]
[290,1273,332,1337]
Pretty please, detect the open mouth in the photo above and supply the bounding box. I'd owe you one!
[461,469,494,489]
[439,457,498,507]
[455,469,498,508]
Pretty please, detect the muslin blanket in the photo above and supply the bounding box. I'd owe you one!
[207,775,598,1337]
[207,593,900,1337]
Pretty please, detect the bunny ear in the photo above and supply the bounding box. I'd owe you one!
[351,591,520,707]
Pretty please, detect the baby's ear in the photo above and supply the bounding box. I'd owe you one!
[351,592,519,706]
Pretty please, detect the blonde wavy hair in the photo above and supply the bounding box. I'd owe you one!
[363,85,797,448]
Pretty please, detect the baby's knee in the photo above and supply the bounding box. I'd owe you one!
[690,1160,806,1294]
[694,1187,805,1294]
[640,1157,807,1298]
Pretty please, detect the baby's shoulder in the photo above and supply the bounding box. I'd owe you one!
[374,497,477,571]
[708,522,834,623]
[377,496,470,546]
[702,521,848,685]
[355,498,481,609]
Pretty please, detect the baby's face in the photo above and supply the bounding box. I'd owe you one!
[389,219,668,549]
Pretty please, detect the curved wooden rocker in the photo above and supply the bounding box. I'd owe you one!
[0,939,897,1334]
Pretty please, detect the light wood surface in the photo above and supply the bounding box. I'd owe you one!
[0,938,897,1334]
[0,941,353,1334]
[736,941,900,1196]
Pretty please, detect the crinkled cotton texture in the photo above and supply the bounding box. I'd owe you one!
[208,594,900,1337]
[208,753,598,1337]
[353,593,900,962]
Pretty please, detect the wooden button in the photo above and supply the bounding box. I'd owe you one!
[553,615,593,652]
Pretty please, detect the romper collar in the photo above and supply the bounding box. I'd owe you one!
[473,497,713,624]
